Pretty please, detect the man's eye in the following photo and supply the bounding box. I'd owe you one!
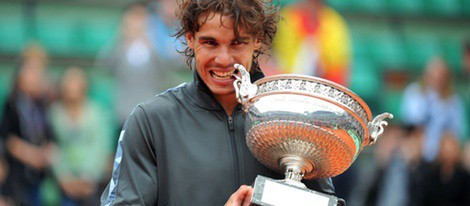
[232,40,248,46]
[205,41,217,45]
[232,41,243,45]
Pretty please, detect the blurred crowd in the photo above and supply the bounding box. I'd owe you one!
[0,0,469,205]
[0,1,187,205]
[354,52,470,206]
[0,44,113,206]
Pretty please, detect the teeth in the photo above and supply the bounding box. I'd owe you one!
[213,70,235,77]
[211,70,235,80]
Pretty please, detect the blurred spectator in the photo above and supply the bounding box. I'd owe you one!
[463,39,470,81]
[0,44,54,206]
[379,125,424,206]
[272,0,351,85]
[147,0,182,64]
[49,67,112,206]
[95,2,173,125]
[0,120,6,205]
[401,57,466,162]
[147,0,191,84]
[363,125,424,206]
[460,40,470,141]
[417,132,470,206]
[463,141,470,174]
[361,125,400,206]
[0,158,6,206]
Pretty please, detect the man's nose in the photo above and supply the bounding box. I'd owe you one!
[214,46,234,66]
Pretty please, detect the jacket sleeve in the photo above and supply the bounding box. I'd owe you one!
[305,178,345,205]
[101,106,158,205]
[304,177,335,196]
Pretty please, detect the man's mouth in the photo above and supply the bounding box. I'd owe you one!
[210,69,238,80]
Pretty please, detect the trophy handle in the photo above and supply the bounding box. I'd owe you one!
[367,113,393,145]
[233,64,258,105]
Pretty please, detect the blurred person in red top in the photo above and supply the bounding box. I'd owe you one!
[0,44,55,206]
[271,0,351,85]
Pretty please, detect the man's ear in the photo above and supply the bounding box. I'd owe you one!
[254,38,262,50]
[186,33,194,49]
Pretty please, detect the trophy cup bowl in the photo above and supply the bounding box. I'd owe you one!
[233,64,393,206]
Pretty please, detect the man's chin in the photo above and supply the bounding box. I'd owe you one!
[208,87,236,97]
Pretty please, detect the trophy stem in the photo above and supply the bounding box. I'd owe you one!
[285,166,303,182]
[279,155,314,188]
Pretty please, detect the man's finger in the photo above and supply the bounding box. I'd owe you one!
[241,186,253,206]
[225,185,252,206]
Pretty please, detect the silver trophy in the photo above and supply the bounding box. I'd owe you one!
[233,64,393,206]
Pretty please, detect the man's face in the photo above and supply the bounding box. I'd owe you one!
[186,12,261,102]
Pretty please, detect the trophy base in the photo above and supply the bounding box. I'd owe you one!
[251,175,338,206]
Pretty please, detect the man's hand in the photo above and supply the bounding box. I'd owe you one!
[225,185,253,206]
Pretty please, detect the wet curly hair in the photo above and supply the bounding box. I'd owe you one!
[174,0,280,71]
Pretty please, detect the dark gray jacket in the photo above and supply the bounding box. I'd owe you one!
[101,71,335,205]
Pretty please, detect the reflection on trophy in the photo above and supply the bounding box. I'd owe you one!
[233,64,393,206]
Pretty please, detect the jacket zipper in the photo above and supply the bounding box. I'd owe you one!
[227,115,240,191]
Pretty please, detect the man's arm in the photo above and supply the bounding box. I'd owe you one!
[304,178,347,206]
[101,106,158,205]
[304,177,335,196]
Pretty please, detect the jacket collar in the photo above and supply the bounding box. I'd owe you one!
[185,66,265,111]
